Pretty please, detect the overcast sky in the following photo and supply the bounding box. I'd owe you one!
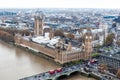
[0,0,120,8]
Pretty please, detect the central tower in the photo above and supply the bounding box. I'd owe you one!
[34,11,44,36]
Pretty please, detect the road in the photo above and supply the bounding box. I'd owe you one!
[20,60,120,80]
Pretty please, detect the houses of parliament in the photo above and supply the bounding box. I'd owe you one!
[14,12,93,64]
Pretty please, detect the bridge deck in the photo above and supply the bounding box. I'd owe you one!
[20,64,85,80]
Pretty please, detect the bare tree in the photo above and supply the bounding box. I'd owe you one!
[54,29,65,37]
[66,33,75,39]
[116,69,120,78]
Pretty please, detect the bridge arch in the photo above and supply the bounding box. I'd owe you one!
[55,74,68,80]
[47,79,52,80]
[69,71,80,76]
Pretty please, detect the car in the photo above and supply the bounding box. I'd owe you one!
[49,70,55,75]
[90,59,98,64]
[56,68,62,73]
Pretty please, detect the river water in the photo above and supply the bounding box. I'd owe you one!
[0,41,95,80]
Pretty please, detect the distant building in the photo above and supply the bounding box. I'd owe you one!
[74,28,104,47]
[74,31,82,39]
[0,20,2,24]
[99,51,120,71]
[99,22,108,39]
[92,29,104,46]
[112,14,120,40]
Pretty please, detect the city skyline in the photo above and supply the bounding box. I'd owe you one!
[0,0,120,8]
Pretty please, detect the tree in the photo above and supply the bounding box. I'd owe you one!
[99,64,108,73]
[116,69,120,78]
[116,40,120,46]
[105,33,115,46]
[0,27,34,43]
[0,30,14,42]
[54,29,65,37]
[66,33,74,39]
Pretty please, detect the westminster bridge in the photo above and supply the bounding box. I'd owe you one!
[20,63,103,80]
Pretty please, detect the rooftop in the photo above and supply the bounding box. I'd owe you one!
[99,47,120,60]
[23,35,82,52]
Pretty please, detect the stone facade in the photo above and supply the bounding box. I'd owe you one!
[14,31,92,64]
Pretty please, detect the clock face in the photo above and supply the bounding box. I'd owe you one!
[89,36,92,39]
[86,36,88,39]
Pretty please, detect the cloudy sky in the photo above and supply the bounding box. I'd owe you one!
[0,0,120,8]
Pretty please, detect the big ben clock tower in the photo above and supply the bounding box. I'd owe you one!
[84,28,93,60]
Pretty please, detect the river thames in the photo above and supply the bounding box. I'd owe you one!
[0,41,95,80]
